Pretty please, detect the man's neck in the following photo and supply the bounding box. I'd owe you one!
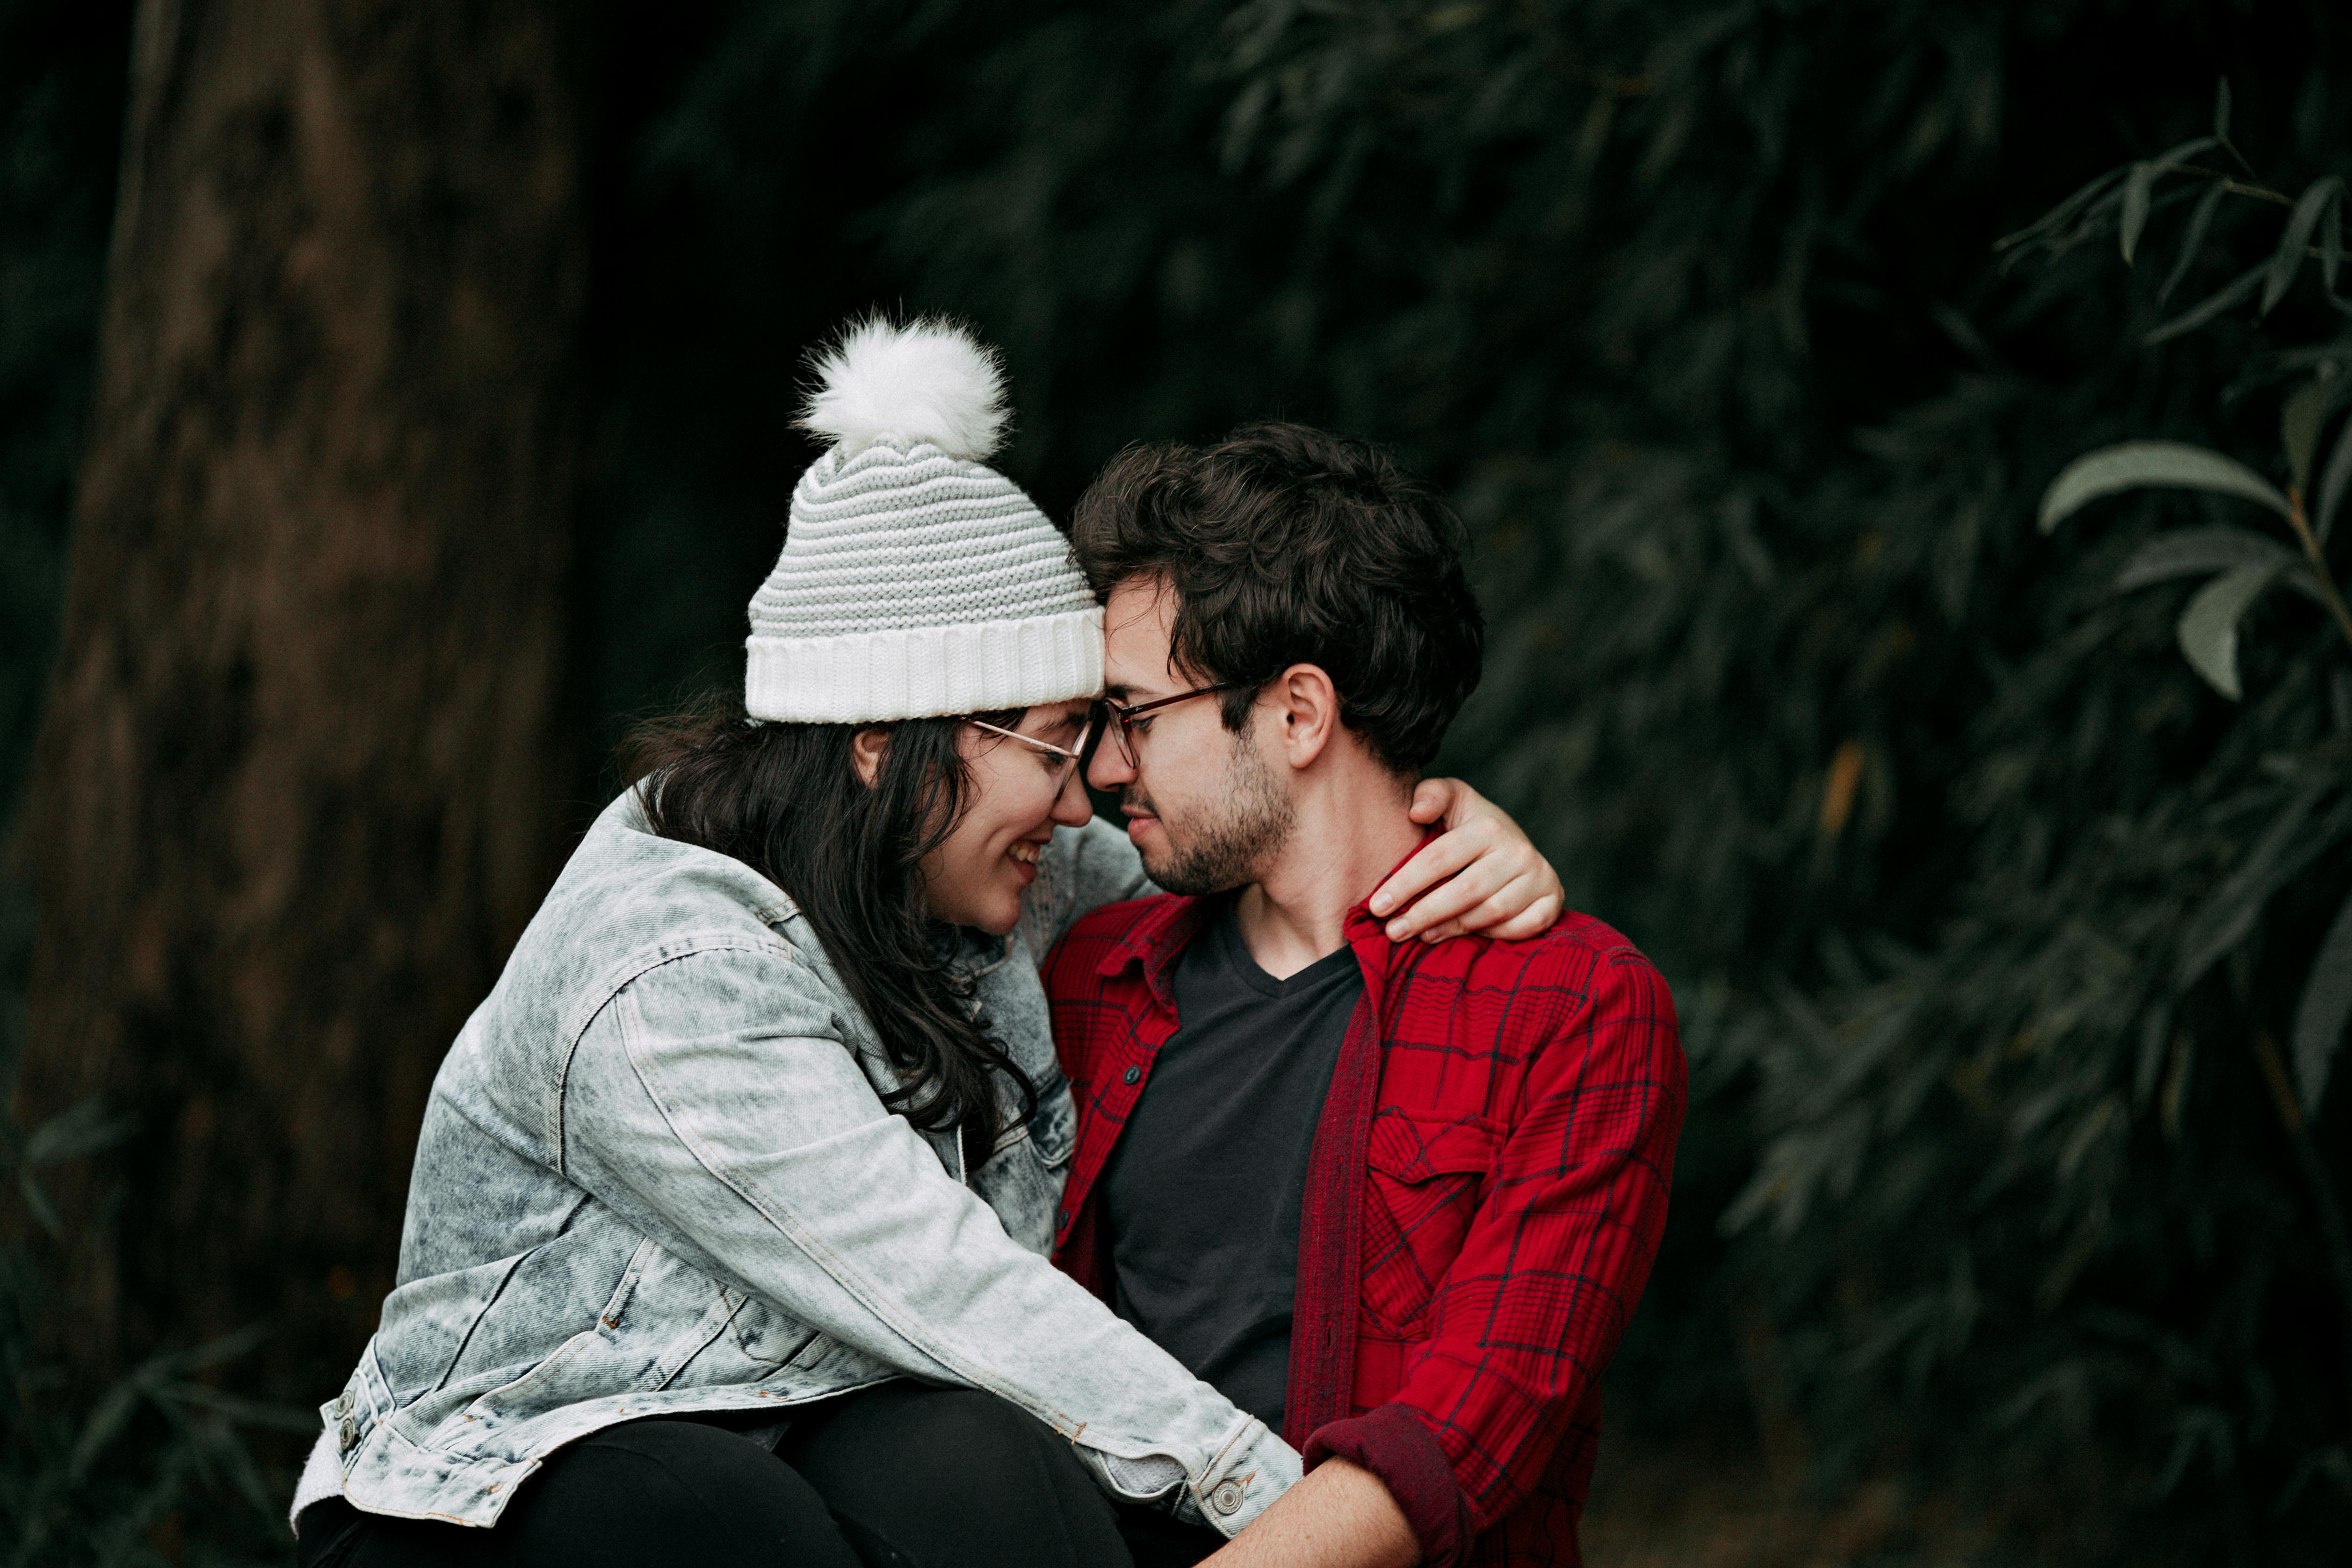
[1233,773,1422,981]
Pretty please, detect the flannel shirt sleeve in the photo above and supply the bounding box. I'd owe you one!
[1305,947,1685,1565]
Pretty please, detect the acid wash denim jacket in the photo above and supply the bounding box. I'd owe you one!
[290,788,1299,1536]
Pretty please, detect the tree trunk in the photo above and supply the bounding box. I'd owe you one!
[15,0,587,1396]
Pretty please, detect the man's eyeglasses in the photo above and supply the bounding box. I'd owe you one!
[965,711,1098,800]
[1092,682,1248,770]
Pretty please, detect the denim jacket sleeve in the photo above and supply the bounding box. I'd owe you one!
[1018,814,1157,966]
[557,936,1297,1535]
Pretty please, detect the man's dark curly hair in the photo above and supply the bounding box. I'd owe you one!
[1071,422,1484,774]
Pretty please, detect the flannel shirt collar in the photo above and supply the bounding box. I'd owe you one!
[1092,831,1441,1001]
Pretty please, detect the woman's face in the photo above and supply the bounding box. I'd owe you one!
[918,700,1097,934]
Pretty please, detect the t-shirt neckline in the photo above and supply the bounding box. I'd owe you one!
[1207,897,1364,1000]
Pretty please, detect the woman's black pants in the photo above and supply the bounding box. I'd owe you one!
[293,1380,1224,1568]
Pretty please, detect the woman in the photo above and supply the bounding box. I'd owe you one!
[291,319,1559,1568]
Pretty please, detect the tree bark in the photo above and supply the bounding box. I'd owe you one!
[15,0,587,1395]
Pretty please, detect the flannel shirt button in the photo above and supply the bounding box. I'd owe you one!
[1122,1065,1141,1085]
[1209,1479,1245,1516]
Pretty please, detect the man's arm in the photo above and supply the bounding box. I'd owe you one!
[1196,1458,1420,1568]
[1303,944,1686,1565]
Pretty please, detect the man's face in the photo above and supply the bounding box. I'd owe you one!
[1089,578,1294,895]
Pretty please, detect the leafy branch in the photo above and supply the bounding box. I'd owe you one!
[2022,79,2352,1440]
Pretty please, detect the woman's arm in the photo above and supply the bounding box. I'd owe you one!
[1028,781,1564,955]
[559,941,1297,1536]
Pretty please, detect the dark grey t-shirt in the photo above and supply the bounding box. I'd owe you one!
[1100,898,1364,1434]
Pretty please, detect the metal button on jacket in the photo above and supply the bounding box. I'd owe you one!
[1122,1065,1142,1085]
[1209,1479,1245,1516]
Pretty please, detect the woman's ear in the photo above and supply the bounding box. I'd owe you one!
[851,726,891,788]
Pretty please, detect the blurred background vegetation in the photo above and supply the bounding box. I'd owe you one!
[4,0,2350,1562]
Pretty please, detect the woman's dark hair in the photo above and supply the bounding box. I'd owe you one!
[1071,422,1483,773]
[622,697,1034,1152]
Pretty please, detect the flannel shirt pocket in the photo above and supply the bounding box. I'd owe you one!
[1361,1113,1502,1334]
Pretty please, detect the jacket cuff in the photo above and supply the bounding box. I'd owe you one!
[1188,1413,1303,1539]
[1304,1403,1474,1568]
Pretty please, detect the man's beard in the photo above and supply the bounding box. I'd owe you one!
[1129,730,1295,896]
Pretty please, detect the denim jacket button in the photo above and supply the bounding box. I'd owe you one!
[1209,1479,1245,1516]
[1122,1065,1141,1085]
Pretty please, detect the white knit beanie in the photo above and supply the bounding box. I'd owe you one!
[743,318,1103,724]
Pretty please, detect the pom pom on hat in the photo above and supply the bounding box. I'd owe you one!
[796,315,1010,462]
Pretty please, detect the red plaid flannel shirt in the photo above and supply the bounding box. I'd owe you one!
[1042,878,1684,1568]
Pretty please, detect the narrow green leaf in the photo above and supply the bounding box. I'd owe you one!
[2326,196,2345,295]
[2176,562,2281,700]
[2149,134,2220,169]
[2317,410,2352,543]
[70,1383,144,1478]
[2145,260,2266,344]
[2177,785,2346,986]
[178,1320,276,1372]
[2291,884,2352,1115]
[2263,177,2344,315]
[2039,440,2293,533]
[22,1098,137,1165]
[2283,376,2337,493]
[2113,525,2303,592]
[2214,76,2232,141]
[1995,166,2127,255]
[2159,182,2227,303]
[2120,162,2155,265]
[18,1168,62,1237]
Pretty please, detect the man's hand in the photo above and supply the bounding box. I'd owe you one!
[1373,778,1564,942]
[1197,1458,1421,1568]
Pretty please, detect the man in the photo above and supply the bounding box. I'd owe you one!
[1044,425,1686,1568]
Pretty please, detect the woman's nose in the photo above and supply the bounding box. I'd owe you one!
[1050,770,1094,826]
[1086,744,1132,793]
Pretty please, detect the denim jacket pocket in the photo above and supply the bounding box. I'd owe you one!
[1361,1113,1502,1335]
[719,1287,819,1369]
[967,1078,1078,1256]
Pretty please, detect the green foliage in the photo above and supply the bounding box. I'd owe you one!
[0,1086,303,1566]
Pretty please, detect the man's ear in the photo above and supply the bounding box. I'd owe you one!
[851,726,892,788]
[1268,664,1340,770]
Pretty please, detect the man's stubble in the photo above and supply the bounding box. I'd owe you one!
[1129,727,1295,897]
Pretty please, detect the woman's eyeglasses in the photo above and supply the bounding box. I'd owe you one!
[964,712,1098,799]
[966,681,1249,795]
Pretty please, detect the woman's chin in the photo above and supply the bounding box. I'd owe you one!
[957,882,1026,936]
